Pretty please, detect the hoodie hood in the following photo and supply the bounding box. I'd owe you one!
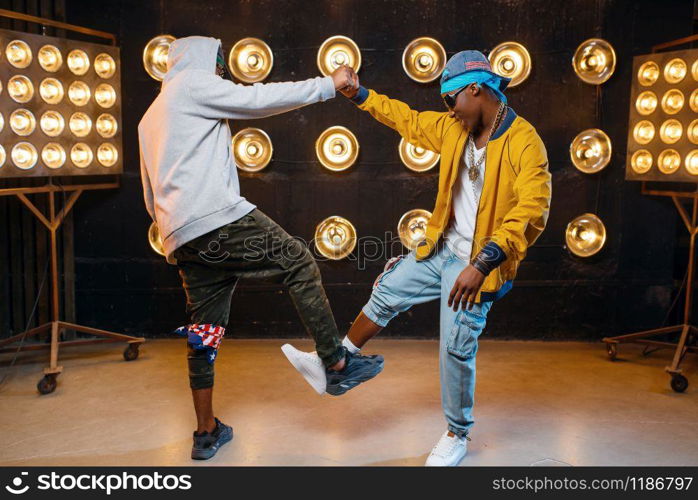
[163,36,220,86]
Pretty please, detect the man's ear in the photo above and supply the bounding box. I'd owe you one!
[470,83,481,96]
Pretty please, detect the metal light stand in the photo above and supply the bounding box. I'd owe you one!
[0,10,144,395]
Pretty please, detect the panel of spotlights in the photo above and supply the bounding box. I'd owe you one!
[0,29,122,178]
[626,47,698,182]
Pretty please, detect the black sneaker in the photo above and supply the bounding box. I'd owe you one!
[191,417,233,460]
[325,350,384,396]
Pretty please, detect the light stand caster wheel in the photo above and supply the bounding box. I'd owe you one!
[606,343,617,361]
[670,374,688,393]
[123,344,140,361]
[37,374,57,395]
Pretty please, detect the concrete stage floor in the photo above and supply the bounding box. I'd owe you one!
[1,338,697,466]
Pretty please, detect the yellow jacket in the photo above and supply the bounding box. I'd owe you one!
[355,88,552,302]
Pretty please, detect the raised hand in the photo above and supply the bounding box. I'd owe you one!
[330,64,359,98]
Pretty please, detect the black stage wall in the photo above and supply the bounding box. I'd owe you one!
[4,0,692,341]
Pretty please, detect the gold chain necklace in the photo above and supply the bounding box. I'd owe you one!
[466,101,507,183]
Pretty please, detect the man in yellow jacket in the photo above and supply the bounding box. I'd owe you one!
[283,50,551,466]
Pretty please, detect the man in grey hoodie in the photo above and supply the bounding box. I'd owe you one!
[138,36,384,460]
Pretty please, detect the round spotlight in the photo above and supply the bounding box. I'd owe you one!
[94,53,116,79]
[97,143,118,167]
[39,77,64,104]
[397,209,432,251]
[70,143,93,168]
[314,216,357,260]
[94,83,116,108]
[664,58,687,84]
[659,119,682,144]
[67,49,90,75]
[402,37,447,83]
[228,38,273,83]
[148,222,166,257]
[0,113,4,132]
[37,44,62,72]
[638,61,659,86]
[661,89,684,114]
[633,120,655,145]
[693,60,698,81]
[10,109,36,136]
[489,41,531,87]
[565,213,606,258]
[658,149,681,175]
[69,112,92,137]
[317,35,361,77]
[8,75,34,103]
[573,38,616,84]
[68,81,91,106]
[691,89,698,113]
[143,35,176,81]
[631,149,653,174]
[569,129,611,173]
[231,127,273,172]
[0,146,5,168]
[40,110,65,137]
[398,138,439,172]
[96,114,118,138]
[41,143,66,169]
[316,126,359,171]
[635,90,657,115]
[688,119,698,145]
[12,142,38,170]
[6,40,32,69]
[685,150,698,176]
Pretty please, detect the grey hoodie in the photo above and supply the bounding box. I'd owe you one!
[138,36,336,263]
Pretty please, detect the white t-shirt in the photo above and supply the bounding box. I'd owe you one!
[444,143,486,261]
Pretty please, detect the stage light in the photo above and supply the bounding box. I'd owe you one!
[317,36,361,77]
[658,149,681,174]
[38,44,62,72]
[315,126,359,171]
[94,83,116,108]
[633,120,655,145]
[67,49,90,75]
[39,78,64,104]
[94,53,116,78]
[10,109,36,136]
[397,209,432,250]
[97,143,118,167]
[489,41,531,87]
[69,112,92,137]
[570,129,612,173]
[565,213,606,257]
[0,113,4,132]
[691,89,698,113]
[70,143,93,168]
[314,216,357,260]
[143,35,175,81]
[5,39,32,68]
[8,75,34,103]
[398,138,439,172]
[231,127,273,172]
[685,150,698,175]
[148,222,165,256]
[635,91,657,115]
[402,37,446,83]
[659,119,682,144]
[40,110,65,137]
[573,38,616,84]
[661,88,684,114]
[68,80,91,106]
[228,38,273,83]
[0,146,5,167]
[630,149,653,174]
[689,119,698,144]
[41,143,66,169]
[664,58,686,84]
[11,142,38,170]
[637,61,659,86]
[96,114,118,138]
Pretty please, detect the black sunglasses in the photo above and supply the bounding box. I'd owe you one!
[443,86,467,110]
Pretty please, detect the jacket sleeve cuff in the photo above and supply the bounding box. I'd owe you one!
[350,85,369,105]
[479,241,507,268]
[320,76,336,101]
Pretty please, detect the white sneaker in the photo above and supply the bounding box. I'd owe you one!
[425,431,468,466]
[281,344,327,395]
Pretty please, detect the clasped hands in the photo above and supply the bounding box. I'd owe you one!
[330,64,360,98]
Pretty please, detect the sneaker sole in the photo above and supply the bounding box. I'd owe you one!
[281,344,326,395]
[191,427,233,460]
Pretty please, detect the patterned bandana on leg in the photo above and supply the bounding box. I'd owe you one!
[174,324,226,364]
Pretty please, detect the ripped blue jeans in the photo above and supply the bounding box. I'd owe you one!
[362,242,493,438]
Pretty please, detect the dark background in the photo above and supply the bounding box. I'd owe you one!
[2,0,696,341]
